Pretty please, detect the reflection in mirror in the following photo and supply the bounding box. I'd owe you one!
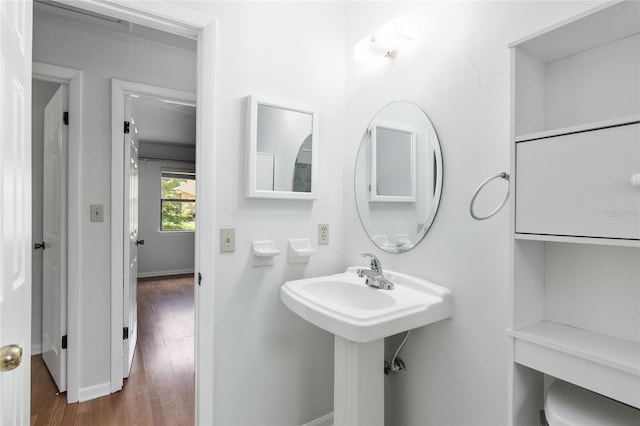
[256,152,275,191]
[247,96,318,199]
[371,123,416,202]
[355,101,442,253]
[293,135,313,192]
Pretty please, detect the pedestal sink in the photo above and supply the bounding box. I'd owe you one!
[281,267,452,426]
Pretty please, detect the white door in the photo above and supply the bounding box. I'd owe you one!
[41,85,68,392]
[123,95,139,378]
[0,0,33,424]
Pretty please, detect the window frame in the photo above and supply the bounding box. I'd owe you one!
[160,170,196,233]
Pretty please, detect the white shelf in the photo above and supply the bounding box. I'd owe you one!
[509,321,640,409]
[515,114,640,143]
[510,1,640,63]
[515,233,640,248]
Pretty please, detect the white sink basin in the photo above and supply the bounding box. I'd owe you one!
[281,267,452,343]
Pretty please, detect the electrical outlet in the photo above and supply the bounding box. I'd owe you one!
[318,224,329,245]
[220,227,236,252]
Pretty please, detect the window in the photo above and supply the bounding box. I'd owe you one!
[161,171,196,231]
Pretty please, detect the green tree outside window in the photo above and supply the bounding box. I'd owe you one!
[161,172,196,231]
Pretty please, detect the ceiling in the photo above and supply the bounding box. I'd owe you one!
[34,0,196,51]
[131,95,196,146]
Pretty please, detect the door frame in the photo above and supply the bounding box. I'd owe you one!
[110,79,196,386]
[32,62,82,404]
[53,1,217,423]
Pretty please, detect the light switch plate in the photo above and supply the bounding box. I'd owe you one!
[90,204,104,222]
[220,227,236,252]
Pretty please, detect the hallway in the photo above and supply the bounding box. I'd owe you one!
[30,275,195,425]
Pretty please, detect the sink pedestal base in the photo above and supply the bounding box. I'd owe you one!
[334,336,384,426]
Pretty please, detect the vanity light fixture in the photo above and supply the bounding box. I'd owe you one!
[353,15,413,64]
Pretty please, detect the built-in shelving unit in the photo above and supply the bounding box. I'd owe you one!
[509,321,640,409]
[514,115,640,143]
[508,2,640,424]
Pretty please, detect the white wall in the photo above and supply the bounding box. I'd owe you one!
[546,32,640,129]
[545,243,640,343]
[342,2,604,425]
[33,9,196,393]
[175,1,348,424]
[31,79,63,354]
[139,141,195,162]
[137,159,195,277]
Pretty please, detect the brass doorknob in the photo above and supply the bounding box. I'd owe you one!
[0,344,23,372]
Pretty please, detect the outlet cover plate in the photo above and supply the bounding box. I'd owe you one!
[318,224,329,245]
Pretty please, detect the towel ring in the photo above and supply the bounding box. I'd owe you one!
[470,172,510,221]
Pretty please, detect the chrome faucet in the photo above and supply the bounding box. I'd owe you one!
[357,253,394,290]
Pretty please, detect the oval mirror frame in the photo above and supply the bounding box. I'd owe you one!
[354,101,443,253]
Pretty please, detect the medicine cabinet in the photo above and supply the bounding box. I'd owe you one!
[246,95,318,200]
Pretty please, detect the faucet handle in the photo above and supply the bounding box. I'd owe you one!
[361,253,383,273]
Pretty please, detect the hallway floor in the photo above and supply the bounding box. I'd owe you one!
[30,274,195,425]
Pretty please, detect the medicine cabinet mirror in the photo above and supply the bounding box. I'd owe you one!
[370,123,416,202]
[246,95,318,200]
[354,101,443,253]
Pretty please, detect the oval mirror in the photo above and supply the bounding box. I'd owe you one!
[354,101,443,253]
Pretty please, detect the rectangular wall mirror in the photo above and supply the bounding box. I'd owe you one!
[246,95,318,200]
[370,122,416,202]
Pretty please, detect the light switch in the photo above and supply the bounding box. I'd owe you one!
[91,204,104,222]
[220,227,236,252]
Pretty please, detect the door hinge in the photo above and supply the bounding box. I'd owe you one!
[124,121,130,134]
[61,335,67,349]
[198,272,202,286]
[123,327,129,340]
[63,111,69,126]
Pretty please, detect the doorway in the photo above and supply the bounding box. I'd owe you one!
[31,61,83,403]
[3,1,215,423]
[31,77,65,359]
[31,77,68,395]
[111,80,196,388]
[29,1,210,421]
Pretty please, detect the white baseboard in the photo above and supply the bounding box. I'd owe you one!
[302,413,333,426]
[31,343,42,355]
[137,268,194,278]
[78,382,111,402]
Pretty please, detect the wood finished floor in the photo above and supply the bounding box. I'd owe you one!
[30,274,195,426]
